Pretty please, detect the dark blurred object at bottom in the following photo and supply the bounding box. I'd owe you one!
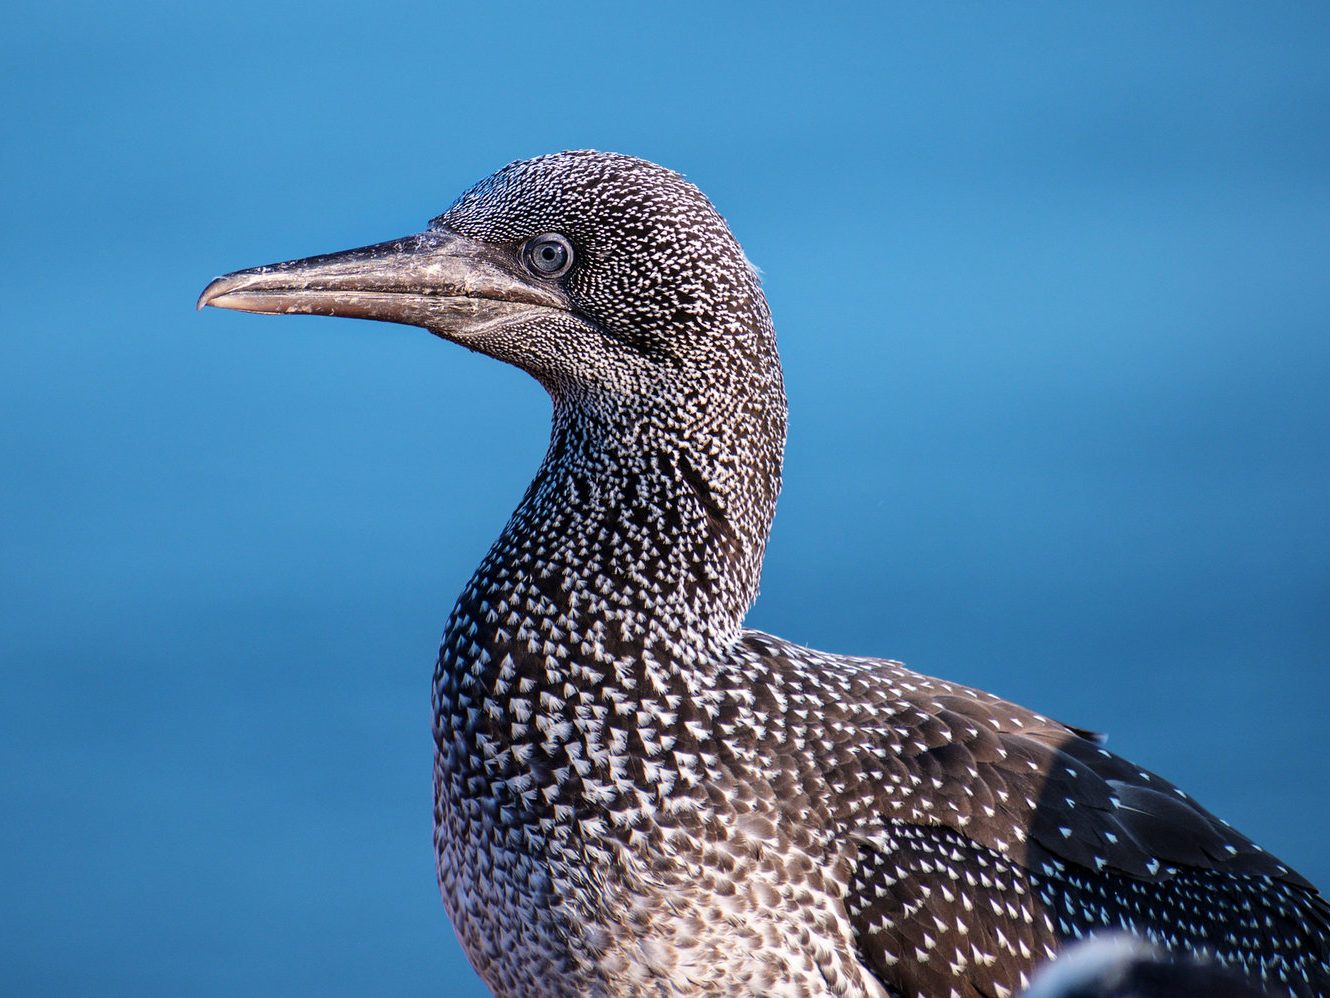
[1022,935,1275,998]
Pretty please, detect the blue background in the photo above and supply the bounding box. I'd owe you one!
[4,3,1328,994]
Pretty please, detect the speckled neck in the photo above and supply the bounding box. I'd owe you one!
[463,372,785,665]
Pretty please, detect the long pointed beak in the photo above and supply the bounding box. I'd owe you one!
[197,228,565,338]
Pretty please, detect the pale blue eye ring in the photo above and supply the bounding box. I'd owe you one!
[523,233,574,278]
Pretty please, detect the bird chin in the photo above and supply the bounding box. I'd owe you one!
[419,299,575,352]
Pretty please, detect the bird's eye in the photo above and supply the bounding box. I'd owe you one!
[522,233,574,279]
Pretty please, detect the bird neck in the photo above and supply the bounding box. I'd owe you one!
[463,381,785,662]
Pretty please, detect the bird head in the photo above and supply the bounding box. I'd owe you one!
[198,151,782,416]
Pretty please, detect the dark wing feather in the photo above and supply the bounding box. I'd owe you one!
[841,666,1330,997]
[917,686,1299,886]
[736,636,1330,998]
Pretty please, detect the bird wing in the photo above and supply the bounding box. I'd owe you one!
[736,632,1330,997]
[868,676,1301,886]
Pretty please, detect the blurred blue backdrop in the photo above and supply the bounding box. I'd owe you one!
[3,3,1328,994]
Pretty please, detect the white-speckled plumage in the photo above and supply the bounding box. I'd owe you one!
[207,151,1330,998]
